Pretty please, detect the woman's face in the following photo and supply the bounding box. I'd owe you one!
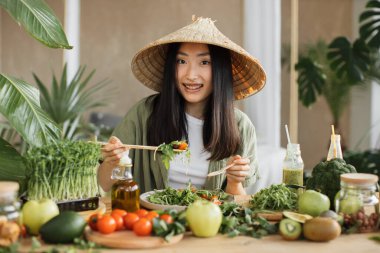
[176,43,213,110]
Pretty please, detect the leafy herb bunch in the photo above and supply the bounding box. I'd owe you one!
[250,184,298,211]
[148,184,229,206]
[152,209,187,242]
[157,140,190,169]
[219,202,278,238]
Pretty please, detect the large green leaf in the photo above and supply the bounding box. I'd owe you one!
[0,0,72,49]
[0,137,26,184]
[327,37,370,84]
[359,0,380,49]
[295,57,326,107]
[0,74,61,146]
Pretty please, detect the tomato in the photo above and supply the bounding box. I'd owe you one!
[97,215,116,234]
[160,214,173,224]
[135,209,149,218]
[123,213,140,230]
[178,142,188,150]
[145,211,159,221]
[88,213,102,231]
[111,209,127,218]
[133,218,152,236]
[210,196,221,205]
[111,213,125,231]
[20,224,27,238]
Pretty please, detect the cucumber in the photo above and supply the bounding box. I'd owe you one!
[40,211,86,244]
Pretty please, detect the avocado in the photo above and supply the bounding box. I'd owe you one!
[40,211,86,244]
[279,218,302,241]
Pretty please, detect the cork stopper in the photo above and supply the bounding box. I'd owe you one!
[341,173,378,185]
[0,182,19,193]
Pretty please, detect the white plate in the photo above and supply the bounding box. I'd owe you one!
[139,190,187,211]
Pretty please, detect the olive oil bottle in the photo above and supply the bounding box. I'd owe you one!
[111,151,140,212]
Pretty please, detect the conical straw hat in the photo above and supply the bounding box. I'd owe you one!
[131,16,266,100]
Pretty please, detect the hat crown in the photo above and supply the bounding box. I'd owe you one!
[152,17,229,47]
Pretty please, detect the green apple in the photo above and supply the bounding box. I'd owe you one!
[298,190,330,217]
[186,200,222,237]
[22,199,59,235]
[334,191,362,214]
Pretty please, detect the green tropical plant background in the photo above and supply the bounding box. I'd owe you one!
[295,0,380,131]
[0,0,74,188]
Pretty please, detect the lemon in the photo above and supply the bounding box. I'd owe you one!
[283,211,313,223]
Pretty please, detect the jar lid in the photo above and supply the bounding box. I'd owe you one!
[0,181,19,193]
[340,173,378,185]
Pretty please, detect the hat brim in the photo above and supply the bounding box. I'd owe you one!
[131,18,266,100]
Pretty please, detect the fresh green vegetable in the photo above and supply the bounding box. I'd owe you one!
[279,218,302,240]
[25,140,101,201]
[148,183,229,206]
[250,184,298,211]
[298,190,330,217]
[305,158,357,206]
[369,235,380,243]
[21,199,59,235]
[186,200,223,237]
[219,202,277,238]
[156,140,190,169]
[152,209,187,242]
[40,211,86,244]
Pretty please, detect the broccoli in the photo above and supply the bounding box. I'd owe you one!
[305,158,356,208]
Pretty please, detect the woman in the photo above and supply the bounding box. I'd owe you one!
[98,17,266,195]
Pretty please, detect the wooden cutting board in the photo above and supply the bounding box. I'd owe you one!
[84,227,184,249]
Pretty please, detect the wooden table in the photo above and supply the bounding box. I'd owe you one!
[19,197,380,253]
[19,231,380,253]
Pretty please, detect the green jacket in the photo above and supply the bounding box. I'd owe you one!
[112,96,259,193]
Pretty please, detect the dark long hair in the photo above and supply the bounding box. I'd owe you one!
[147,43,240,161]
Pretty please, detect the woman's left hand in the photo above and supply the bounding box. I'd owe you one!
[226,155,250,184]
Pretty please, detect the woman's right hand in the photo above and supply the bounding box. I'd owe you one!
[98,136,129,192]
[101,136,129,167]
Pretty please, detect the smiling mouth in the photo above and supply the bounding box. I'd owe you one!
[183,83,203,90]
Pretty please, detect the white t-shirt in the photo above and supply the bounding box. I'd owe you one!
[168,114,210,189]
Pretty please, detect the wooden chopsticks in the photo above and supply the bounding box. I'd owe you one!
[207,156,250,177]
[95,141,184,152]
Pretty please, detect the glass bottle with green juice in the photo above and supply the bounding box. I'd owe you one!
[282,143,304,192]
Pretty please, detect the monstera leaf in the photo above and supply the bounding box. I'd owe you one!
[295,57,326,107]
[359,0,380,49]
[0,138,26,185]
[0,0,72,49]
[0,74,61,146]
[327,37,370,84]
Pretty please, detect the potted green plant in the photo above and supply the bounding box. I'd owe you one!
[295,0,380,135]
[0,0,73,186]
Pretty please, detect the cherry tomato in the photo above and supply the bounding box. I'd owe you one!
[20,224,27,238]
[133,218,152,236]
[145,211,159,221]
[178,142,188,150]
[111,213,125,231]
[159,214,173,224]
[135,209,149,218]
[88,213,102,231]
[97,215,116,234]
[111,209,127,218]
[123,213,140,230]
